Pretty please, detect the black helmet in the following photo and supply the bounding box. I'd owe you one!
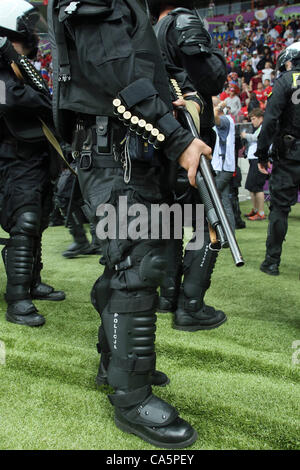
[147,0,203,19]
[276,42,300,72]
[0,0,47,41]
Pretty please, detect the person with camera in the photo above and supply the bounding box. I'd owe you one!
[242,108,268,221]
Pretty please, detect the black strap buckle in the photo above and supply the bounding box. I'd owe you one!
[65,1,81,15]
[114,256,132,272]
[79,151,92,171]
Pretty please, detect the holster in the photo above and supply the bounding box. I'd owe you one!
[72,115,125,172]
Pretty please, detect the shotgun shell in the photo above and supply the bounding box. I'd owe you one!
[129,116,139,131]
[117,105,126,119]
[136,119,146,135]
[153,133,166,149]
[143,123,153,140]
[113,98,122,115]
[123,111,132,126]
[148,128,159,144]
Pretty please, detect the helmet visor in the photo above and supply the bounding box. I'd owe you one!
[0,0,47,40]
[276,42,300,73]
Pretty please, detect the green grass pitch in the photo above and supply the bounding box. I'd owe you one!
[0,201,299,450]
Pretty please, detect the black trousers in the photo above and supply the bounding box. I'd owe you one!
[0,142,53,233]
[266,158,300,265]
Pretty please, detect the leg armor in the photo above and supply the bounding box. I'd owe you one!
[91,263,169,388]
[96,245,196,448]
[30,236,66,301]
[2,211,45,326]
[157,237,183,313]
[173,232,227,331]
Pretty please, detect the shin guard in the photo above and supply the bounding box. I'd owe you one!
[158,238,183,312]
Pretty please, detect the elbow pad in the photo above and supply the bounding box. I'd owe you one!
[118,78,181,139]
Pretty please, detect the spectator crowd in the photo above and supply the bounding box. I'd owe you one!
[214,14,300,122]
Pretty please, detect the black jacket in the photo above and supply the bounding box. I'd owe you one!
[48,0,194,162]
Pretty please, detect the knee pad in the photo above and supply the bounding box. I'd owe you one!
[11,212,40,238]
[114,245,167,291]
[139,247,167,287]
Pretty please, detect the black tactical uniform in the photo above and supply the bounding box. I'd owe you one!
[0,2,65,327]
[150,1,228,329]
[256,43,300,276]
[48,0,211,448]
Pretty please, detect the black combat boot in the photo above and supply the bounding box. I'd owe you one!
[62,209,91,258]
[2,238,45,326]
[173,289,227,331]
[86,223,102,255]
[260,259,280,276]
[157,238,183,313]
[173,239,227,331]
[101,292,197,449]
[31,238,66,301]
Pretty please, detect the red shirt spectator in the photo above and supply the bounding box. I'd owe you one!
[254,83,266,103]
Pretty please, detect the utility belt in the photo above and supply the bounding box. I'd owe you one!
[72,114,163,184]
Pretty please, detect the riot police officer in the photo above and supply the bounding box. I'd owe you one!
[149,0,228,330]
[0,0,65,327]
[256,42,300,276]
[48,0,212,448]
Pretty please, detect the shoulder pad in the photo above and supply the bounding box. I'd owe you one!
[169,8,193,17]
[174,10,212,55]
